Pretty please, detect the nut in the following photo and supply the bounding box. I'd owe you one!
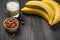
[11,34,16,38]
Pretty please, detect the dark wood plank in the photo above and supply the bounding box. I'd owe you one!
[0,0,10,40]
[16,15,35,40]
[0,0,2,40]
[41,19,54,40]
[33,16,44,40]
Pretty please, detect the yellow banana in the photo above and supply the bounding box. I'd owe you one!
[25,1,54,23]
[30,0,42,1]
[30,0,52,1]
[43,0,52,1]
[21,7,50,22]
[43,1,60,25]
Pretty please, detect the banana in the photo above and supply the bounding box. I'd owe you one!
[43,0,53,1]
[21,7,50,22]
[25,1,54,23]
[43,1,60,25]
[30,0,42,1]
[30,0,52,1]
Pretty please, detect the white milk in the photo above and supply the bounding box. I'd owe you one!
[6,1,19,16]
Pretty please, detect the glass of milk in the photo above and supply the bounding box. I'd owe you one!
[6,1,19,17]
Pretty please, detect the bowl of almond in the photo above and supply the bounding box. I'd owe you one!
[3,17,19,32]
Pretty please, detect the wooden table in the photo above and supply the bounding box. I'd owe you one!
[0,0,60,40]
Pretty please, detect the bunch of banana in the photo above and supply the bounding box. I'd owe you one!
[30,0,50,1]
[21,1,60,25]
[43,1,60,25]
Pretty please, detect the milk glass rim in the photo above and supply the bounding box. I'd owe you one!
[6,0,20,8]
[6,0,19,4]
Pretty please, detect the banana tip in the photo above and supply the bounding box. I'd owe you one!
[49,22,54,26]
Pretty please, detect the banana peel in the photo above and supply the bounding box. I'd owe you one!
[25,1,54,23]
[43,0,53,1]
[30,0,42,1]
[43,1,60,25]
[30,0,52,1]
[21,7,50,22]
